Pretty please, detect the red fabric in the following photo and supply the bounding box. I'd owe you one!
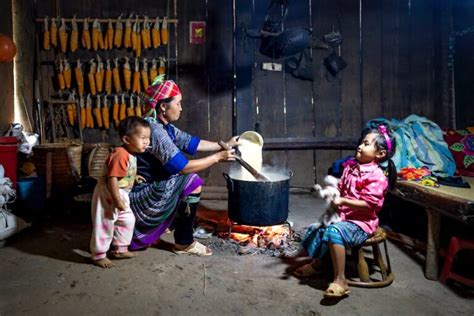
[443,129,474,176]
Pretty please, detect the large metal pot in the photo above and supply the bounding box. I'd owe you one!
[223,171,293,226]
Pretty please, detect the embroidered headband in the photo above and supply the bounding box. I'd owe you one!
[377,125,392,154]
[142,75,181,117]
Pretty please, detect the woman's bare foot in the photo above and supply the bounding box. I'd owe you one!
[109,251,137,259]
[93,257,115,268]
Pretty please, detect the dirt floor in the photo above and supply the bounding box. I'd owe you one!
[1,190,473,315]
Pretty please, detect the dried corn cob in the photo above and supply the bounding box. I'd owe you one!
[57,60,65,90]
[127,95,135,117]
[102,95,110,130]
[141,58,149,91]
[132,58,141,93]
[82,18,91,49]
[119,95,127,120]
[63,59,72,89]
[135,95,142,117]
[140,16,150,49]
[113,95,120,128]
[106,19,114,49]
[88,60,97,95]
[123,57,131,91]
[92,18,99,51]
[158,57,166,75]
[43,17,50,50]
[72,93,78,124]
[80,96,86,129]
[149,58,158,83]
[161,16,168,45]
[75,59,84,96]
[94,96,103,128]
[151,17,161,48]
[59,18,68,53]
[135,22,142,57]
[131,16,138,51]
[70,15,79,52]
[105,59,112,95]
[97,20,106,50]
[112,58,122,93]
[67,103,75,126]
[86,94,94,128]
[124,14,133,48]
[114,14,123,48]
[50,17,58,47]
[95,56,104,93]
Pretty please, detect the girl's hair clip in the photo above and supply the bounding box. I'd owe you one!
[377,125,392,154]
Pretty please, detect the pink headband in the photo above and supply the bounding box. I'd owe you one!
[378,125,392,154]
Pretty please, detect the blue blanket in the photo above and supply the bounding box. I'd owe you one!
[367,115,455,177]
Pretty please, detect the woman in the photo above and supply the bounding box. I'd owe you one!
[129,77,237,256]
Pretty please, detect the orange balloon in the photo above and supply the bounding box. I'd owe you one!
[0,33,16,62]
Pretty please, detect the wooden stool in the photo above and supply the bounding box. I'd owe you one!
[347,227,394,288]
[439,236,474,287]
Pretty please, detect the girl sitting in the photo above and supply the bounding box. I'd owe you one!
[295,125,397,298]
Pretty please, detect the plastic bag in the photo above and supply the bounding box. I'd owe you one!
[4,123,39,155]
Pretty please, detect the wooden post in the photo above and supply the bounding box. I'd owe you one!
[425,208,441,280]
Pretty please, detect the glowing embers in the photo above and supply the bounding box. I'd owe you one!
[225,224,292,250]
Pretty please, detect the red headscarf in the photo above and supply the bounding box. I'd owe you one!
[142,80,181,114]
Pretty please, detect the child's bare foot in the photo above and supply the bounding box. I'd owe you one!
[109,251,137,259]
[93,258,115,268]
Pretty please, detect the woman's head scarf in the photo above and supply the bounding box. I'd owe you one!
[142,75,181,117]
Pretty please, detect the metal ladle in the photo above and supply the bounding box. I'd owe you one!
[218,140,269,181]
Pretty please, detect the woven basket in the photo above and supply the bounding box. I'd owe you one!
[33,143,83,188]
[87,143,112,180]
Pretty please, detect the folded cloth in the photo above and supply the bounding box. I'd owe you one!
[436,176,471,188]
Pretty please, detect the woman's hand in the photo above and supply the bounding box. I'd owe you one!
[135,175,146,184]
[216,148,236,162]
[226,136,241,148]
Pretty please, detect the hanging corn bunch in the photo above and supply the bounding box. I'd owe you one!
[141,16,151,49]
[123,14,133,49]
[102,95,110,130]
[106,19,114,49]
[57,60,65,90]
[141,58,149,91]
[75,59,84,96]
[86,94,94,128]
[95,55,104,93]
[94,95,103,128]
[63,59,72,89]
[70,15,79,52]
[114,14,123,48]
[119,94,127,120]
[105,59,112,95]
[149,58,158,83]
[59,18,68,53]
[151,17,161,48]
[43,17,50,50]
[158,57,166,75]
[132,58,141,93]
[112,58,122,93]
[50,17,58,47]
[135,95,142,117]
[127,94,135,117]
[113,95,120,128]
[161,16,168,45]
[123,57,131,91]
[135,21,142,57]
[88,59,97,95]
[80,96,86,129]
[82,18,91,49]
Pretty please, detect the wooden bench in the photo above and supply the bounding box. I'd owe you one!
[389,177,474,280]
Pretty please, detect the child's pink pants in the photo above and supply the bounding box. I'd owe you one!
[90,183,135,260]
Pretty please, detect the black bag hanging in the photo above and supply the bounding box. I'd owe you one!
[323,52,347,77]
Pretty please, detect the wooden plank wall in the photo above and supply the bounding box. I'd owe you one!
[26,0,453,187]
[0,0,14,133]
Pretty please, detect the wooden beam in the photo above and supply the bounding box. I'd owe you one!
[263,137,359,150]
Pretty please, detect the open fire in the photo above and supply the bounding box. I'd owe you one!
[225,224,291,249]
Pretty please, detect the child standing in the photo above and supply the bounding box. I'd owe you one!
[90,116,151,268]
[295,125,397,298]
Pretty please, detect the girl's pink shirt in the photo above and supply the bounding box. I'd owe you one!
[338,162,388,235]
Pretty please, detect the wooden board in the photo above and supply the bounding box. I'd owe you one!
[0,0,14,133]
